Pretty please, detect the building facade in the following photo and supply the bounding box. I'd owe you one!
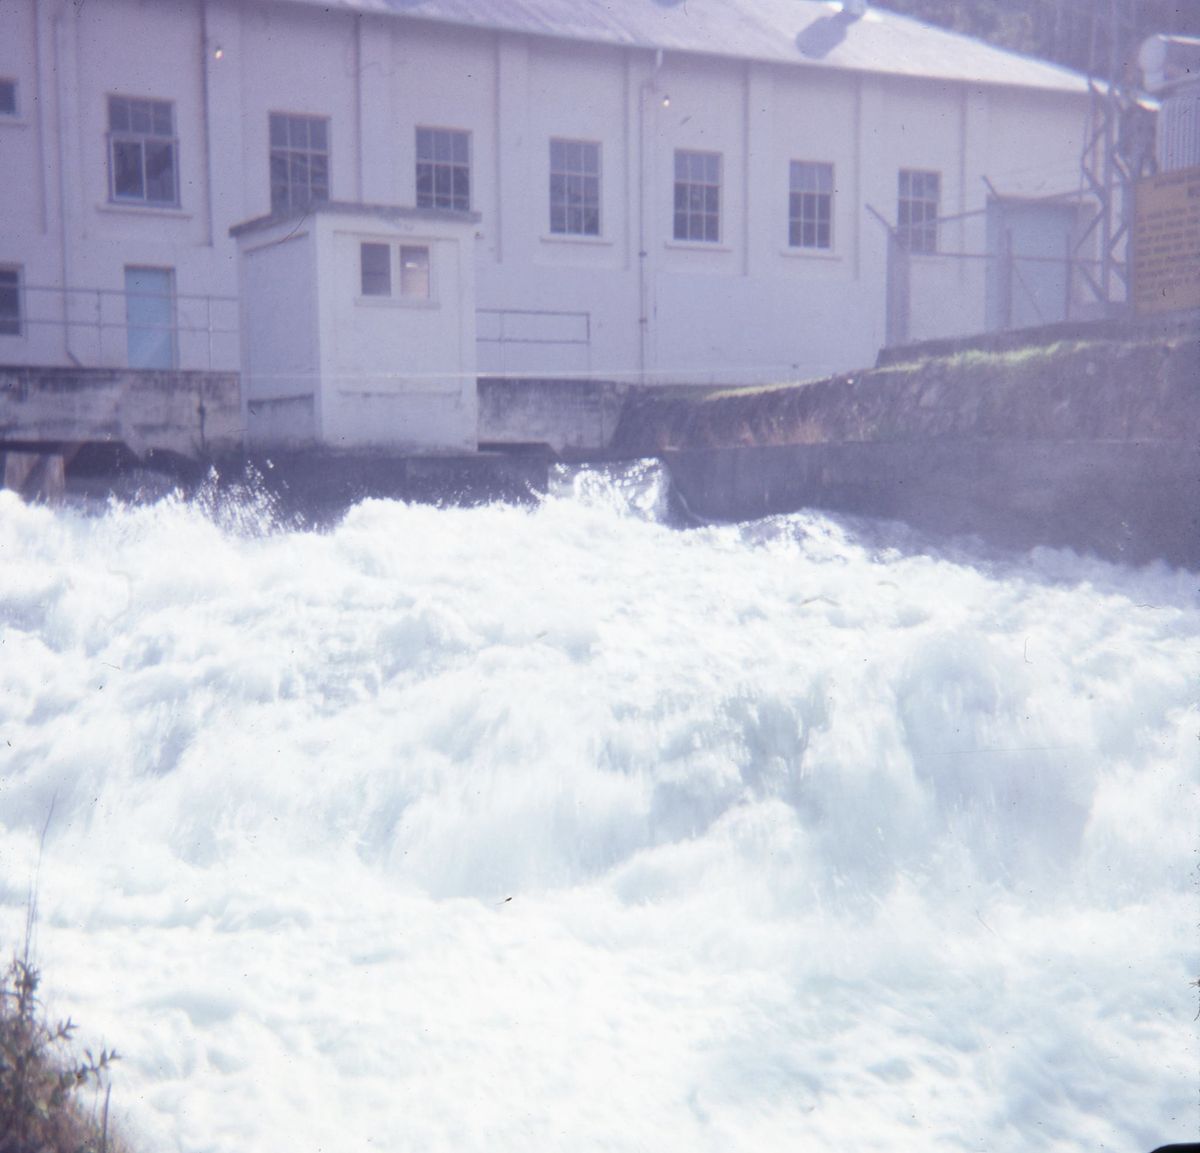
[0,0,1096,446]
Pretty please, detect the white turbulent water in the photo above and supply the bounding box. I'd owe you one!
[0,463,1197,1153]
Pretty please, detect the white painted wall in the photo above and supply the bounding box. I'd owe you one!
[0,0,1095,390]
[239,226,320,444]
[0,1,72,368]
[320,212,477,450]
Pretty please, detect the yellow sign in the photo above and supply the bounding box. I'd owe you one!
[1133,166,1200,314]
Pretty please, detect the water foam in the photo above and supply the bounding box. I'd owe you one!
[0,470,1196,1152]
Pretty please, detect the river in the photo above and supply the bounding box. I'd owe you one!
[0,463,1196,1152]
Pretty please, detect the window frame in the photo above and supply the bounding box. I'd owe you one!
[398,245,431,300]
[0,265,23,337]
[673,149,722,244]
[897,168,941,254]
[360,242,392,298]
[269,112,331,215]
[415,127,471,212]
[107,95,179,207]
[549,138,602,238]
[788,160,834,251]
[356,241,433,303]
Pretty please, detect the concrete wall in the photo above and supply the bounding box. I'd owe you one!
[612,334,1200,454]
[0,366,241,458]
[0,0,1094,387]
[232,448,549,524]
[605,330,1199,567]
[664,440,1200,568]
[477,378,628,453]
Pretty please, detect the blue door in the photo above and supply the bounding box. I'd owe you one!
[985,202,1077,331]
[125,266,175,369]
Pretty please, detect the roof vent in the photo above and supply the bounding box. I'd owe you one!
[798,1,864,58]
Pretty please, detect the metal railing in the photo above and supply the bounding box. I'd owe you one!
[9,282,240,372]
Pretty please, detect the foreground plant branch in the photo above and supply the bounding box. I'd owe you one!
[0,949,125,1153]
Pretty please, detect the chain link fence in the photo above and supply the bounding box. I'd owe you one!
[877,198,1111,350]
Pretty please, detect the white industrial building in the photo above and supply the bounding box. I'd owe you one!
[0,0,1096,450]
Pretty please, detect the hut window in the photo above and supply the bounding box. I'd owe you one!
[360,243,391,296]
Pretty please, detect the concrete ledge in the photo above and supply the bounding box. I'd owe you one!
[665,440,1200,568]
[227,449,551,523]
[0,365,242,459]
[478,377,628,454]
[612,336,1200,455]
[875,312,1200,368]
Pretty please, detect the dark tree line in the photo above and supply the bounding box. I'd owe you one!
[871,0,1200,75]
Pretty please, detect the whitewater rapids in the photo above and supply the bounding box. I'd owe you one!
[0,463,1196,1152]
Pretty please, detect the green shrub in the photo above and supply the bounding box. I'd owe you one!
[0,952,121,1153]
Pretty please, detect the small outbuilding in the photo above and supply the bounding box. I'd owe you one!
[232,202,479,451]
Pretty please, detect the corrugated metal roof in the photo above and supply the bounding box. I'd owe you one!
[271,0,1089,93]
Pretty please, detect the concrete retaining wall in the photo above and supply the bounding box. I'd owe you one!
[477,378,628,454]
[874,311,1200,368]
[230,449,549,523]
[666,439,1200,567]
[0,366,242,459]
[613,337,1200,455]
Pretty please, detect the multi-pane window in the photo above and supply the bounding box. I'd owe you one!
[898,169,940,253]
[416,128,470,211]
[0,80,16,116]
[549,139,601,236]
[673,150,721,243]
[108,96,178,205]
[0,267,22,336]
[358,242,431,300]
[270,113,330,214]
[788,161,834,250]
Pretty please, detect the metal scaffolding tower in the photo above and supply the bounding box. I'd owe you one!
[1075,0,1145,312]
